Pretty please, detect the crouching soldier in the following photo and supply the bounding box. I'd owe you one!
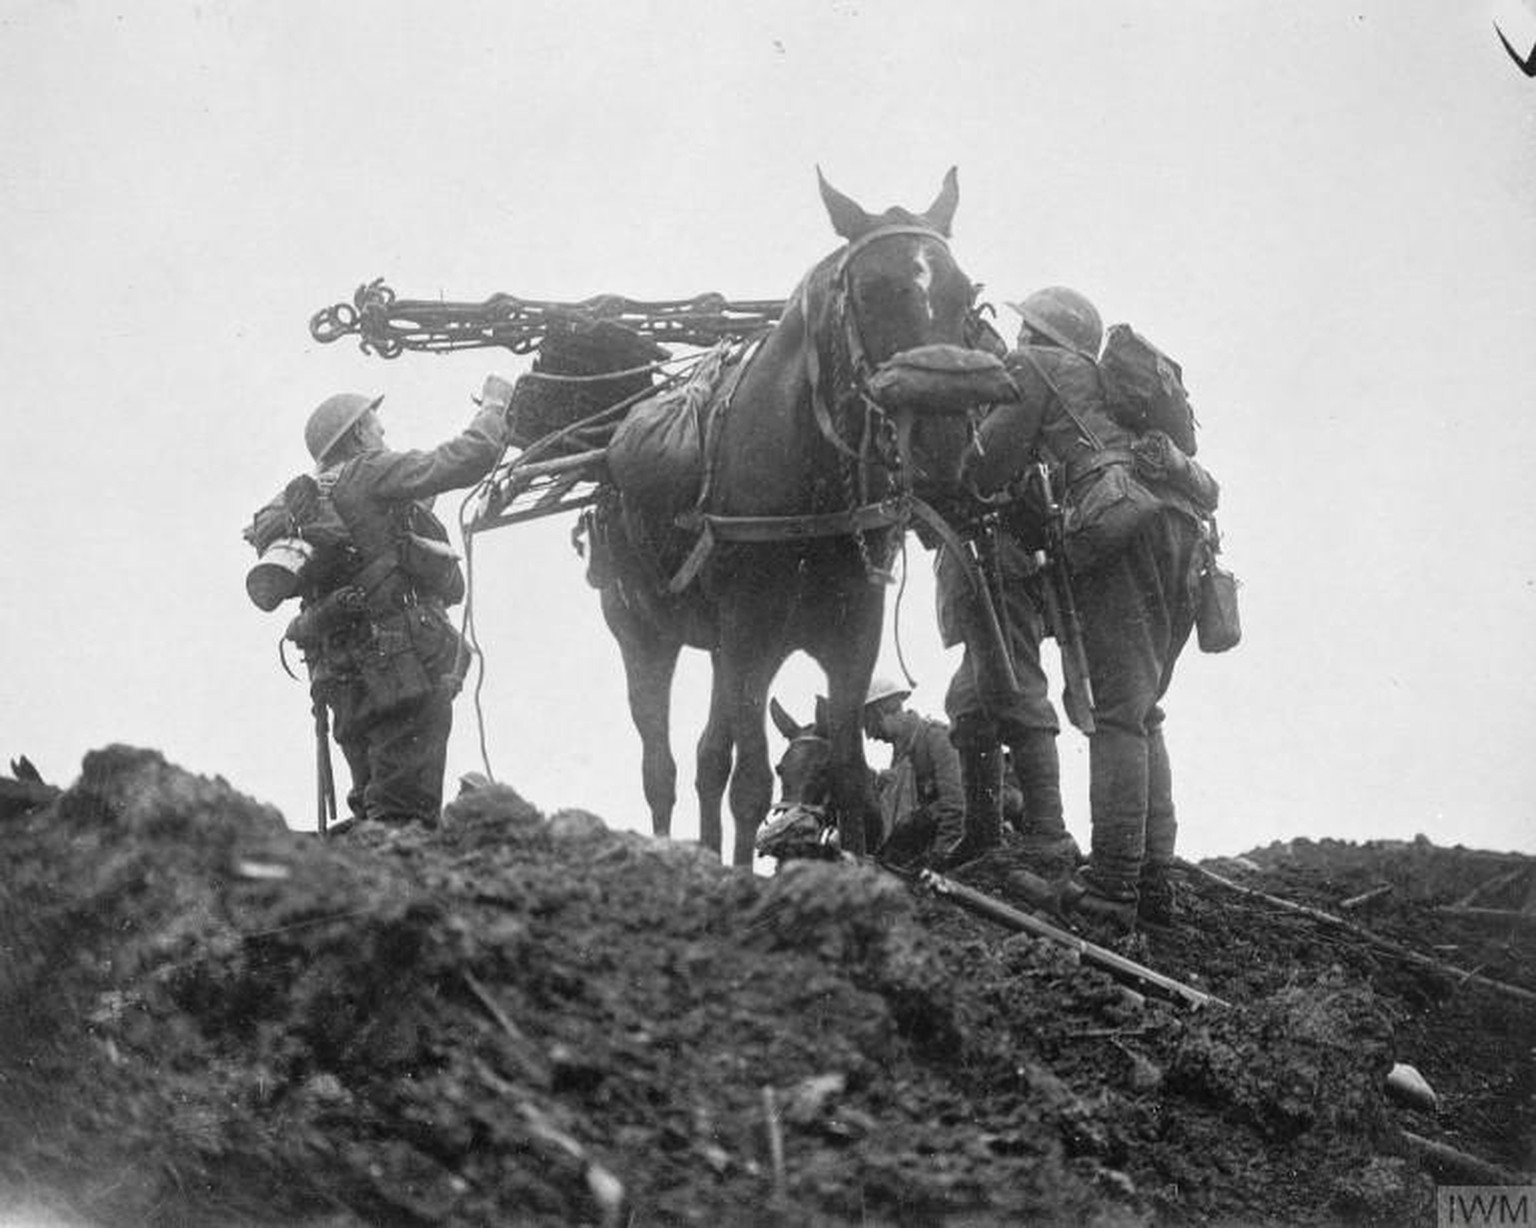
[861,679,967,869]
[244,376,512,834]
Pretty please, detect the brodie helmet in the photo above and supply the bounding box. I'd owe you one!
[1006,287,1104,360]
[863,676,912,710]
[305,392,383,465]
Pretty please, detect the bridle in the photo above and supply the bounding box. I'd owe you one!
[801,222,962,466]
[757,733,839,860]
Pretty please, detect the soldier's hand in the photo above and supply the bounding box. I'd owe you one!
[478,373,516,415]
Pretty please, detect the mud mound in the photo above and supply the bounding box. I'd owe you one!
[0,747,1531,1226]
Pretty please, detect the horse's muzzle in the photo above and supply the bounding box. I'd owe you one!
[755,802,838,861]
[865,344,1019,416]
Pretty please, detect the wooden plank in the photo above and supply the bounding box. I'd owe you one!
[469,491,599,532]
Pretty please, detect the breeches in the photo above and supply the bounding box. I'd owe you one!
[338,694,455,827]
[945,577,1059,747]
[1073,511,1200,882]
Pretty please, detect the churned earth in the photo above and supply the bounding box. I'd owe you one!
[0,745,1531,1227]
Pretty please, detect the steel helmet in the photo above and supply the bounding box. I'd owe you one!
[1007,287,1103,360]
[305,392,383,465]
[863,676,912,709]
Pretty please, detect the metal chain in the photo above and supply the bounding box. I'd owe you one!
[310,278,786,358]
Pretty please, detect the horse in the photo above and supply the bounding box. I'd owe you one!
[591,168,1003,866]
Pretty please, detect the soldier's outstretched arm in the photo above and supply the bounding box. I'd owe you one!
[362,374,513,502]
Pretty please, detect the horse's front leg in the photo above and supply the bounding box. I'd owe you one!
[726,704,775,868]
[695,650,732,859]
[821,589,887,858]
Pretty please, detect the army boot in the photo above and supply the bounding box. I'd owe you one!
[936,742,1003,869]
[1138,724,1178,924]
[1008,729,1081,874]
[1138,862,1177,926]
[1059,867,1140,939]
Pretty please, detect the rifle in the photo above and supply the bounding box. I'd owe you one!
[968,513,1023,695]
[312,697,337,837]
[869,860,1223,1011]
[1030,463,1096,735]
[916,867,1225,1010]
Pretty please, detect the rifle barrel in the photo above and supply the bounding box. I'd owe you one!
[918,870,1226,1011]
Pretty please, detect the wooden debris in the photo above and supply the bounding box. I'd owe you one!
[1401,1130,1533,1187]
[232,859,291,881]
[462,971,550,1084]
[1338,884,1393,911]
[762,1085,787,1201]
[519,1101,626,1228]
[1452,866,1529,909]
[1179,860,1536,1008]
[1434,905,1536,931]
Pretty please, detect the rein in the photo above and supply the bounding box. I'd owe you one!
[802,223,953,463]
[667,224,999,616]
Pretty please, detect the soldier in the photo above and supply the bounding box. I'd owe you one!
[935,505,1080,874]
[861,679,967,870]
[246,377,512,834]
[965,286,1220,933]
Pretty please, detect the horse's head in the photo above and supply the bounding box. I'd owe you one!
[814,166,974,366]
[802,169,1014,500]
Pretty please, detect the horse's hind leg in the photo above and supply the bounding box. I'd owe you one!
[603,589,681,838]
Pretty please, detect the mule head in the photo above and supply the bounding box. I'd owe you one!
[768,696,832,807]
[757,697,839,862]
[814,167,975,365]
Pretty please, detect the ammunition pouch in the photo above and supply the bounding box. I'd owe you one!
[1132,430,1219,513]
[285,586,369,649]
[351,612,437,727]
[1062,458,1163,573]
[397,509,466,607]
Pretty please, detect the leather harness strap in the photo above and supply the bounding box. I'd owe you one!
[666,224,967,594]
[804,224,954,463]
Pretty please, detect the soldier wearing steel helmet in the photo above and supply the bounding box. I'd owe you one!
[860,678,966,869]
[962,286,1216,935]
[929,286,1092,876]
[245,376,513,834]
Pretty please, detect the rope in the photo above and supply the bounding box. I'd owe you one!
[890,534,918,691]
[458,473,502,784]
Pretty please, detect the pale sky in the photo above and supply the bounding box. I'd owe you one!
[2,2,1533,863]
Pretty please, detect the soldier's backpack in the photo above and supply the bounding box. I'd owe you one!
[1098,324,1199,455]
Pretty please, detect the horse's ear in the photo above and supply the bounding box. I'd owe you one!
[769,697,806,741]
[921,166,959,237]
[817,165,874,240]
